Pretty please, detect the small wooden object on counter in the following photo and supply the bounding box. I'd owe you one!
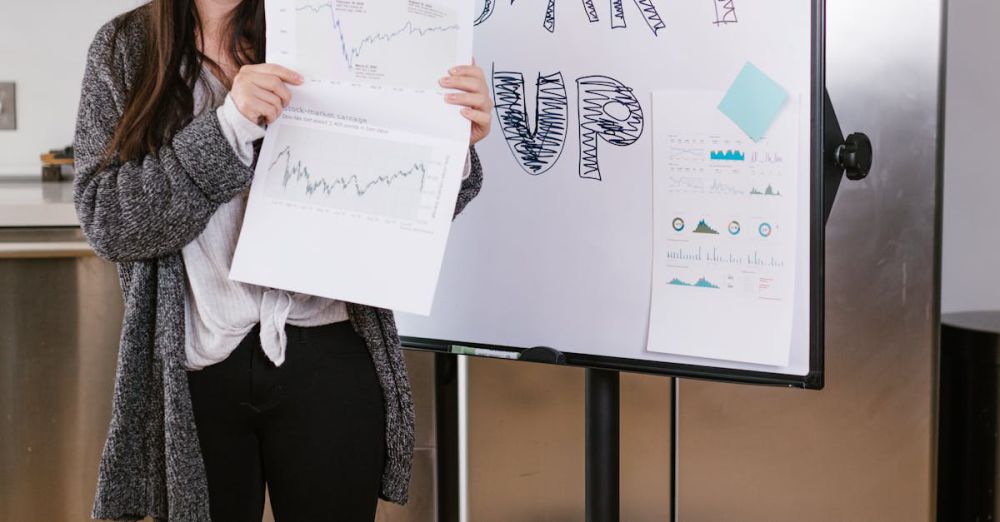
[40,146,74,182]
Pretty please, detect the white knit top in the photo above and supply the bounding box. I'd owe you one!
[182,71,347,370]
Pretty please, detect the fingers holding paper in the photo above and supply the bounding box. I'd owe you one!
[440,62,493,146]
[230,64,304,126]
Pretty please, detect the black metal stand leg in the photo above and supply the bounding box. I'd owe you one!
[586,368,620,522]
[435,353,460,522]
[670,377,679,522]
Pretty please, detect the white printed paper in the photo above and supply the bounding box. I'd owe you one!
[230,0,473,315]
[646,91,800,367]
[266,0,470,89]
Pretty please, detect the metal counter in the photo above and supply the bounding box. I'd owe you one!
[0,226,439,521]
[0,227,123,521]
[676,0,946,519]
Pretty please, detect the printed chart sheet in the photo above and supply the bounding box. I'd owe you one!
[230,0,473,315]
[646,90,800,367]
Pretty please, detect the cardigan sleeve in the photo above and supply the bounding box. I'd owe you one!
[73,21,255,263]
[453,145,483,218]
[216,94,266,167]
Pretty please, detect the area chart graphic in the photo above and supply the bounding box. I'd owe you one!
[667,277,721,289]
[710,149,745,161]
[693,219,720,234]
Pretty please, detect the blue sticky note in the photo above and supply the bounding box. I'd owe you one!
[718,62,789,142]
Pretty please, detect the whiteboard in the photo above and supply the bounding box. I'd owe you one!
[397,0,823,386]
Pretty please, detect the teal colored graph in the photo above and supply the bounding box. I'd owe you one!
[694,277,720,289]
[667,277,720,289]
[710,150,745,161]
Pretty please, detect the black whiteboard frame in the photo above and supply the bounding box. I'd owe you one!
[402,1,827,390]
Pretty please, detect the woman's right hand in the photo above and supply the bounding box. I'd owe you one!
[229,64,304,125]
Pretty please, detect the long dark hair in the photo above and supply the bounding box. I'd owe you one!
[108,0,264,162]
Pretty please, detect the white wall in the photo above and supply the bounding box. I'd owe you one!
[942,0,1000,313]
[0,0,143,176]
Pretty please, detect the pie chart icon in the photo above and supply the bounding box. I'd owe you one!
[759,222,773,238]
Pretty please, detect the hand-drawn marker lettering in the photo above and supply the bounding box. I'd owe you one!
[544,0,557,32]
[713,0,738,25]
[582,0,600,22]
[611,0,627,29]
[493,67,570,175]
[633,0,666,34]
[576,75,644,181]
[581,0,664,35]
[477,0,663,35]
[475,0,496,25]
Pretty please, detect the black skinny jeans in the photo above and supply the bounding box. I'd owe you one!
[186,321,386,522]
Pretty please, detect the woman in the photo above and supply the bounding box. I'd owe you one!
[73,0,489,520]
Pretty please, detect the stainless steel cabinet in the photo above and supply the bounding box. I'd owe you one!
[0,227,123,521]
[0,227,440,521]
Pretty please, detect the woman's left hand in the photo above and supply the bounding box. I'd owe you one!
[441,62,493,146]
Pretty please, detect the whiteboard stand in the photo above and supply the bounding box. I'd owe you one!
[824,89,874,222]
[521,346,625,521]
[586,368,621,522]
[571,90,872,522]
[434,353,461,522]
[421,89,874,521]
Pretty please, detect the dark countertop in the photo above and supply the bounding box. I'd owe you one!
[942,312,1000,335]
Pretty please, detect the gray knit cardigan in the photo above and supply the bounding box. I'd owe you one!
[74,10,482,521]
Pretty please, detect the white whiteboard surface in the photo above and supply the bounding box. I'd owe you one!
[397,0,815,378]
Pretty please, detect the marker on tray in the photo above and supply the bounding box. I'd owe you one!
[450,345,521,360]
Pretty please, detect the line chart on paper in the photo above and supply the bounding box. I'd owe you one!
[274,0,462,89]
[263,124,449,222]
